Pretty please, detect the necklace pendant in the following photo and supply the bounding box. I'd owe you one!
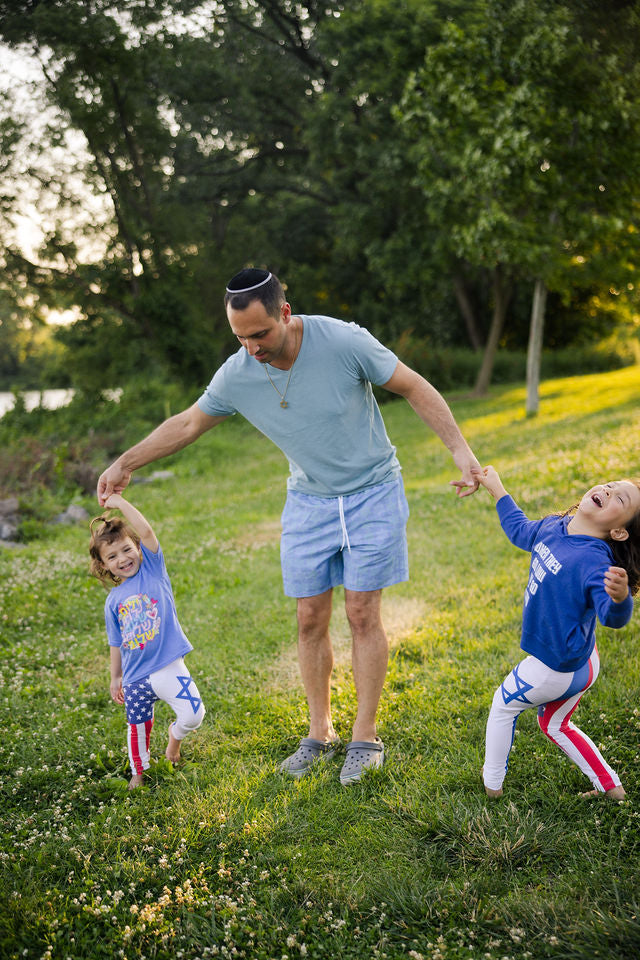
[280,399,289,408]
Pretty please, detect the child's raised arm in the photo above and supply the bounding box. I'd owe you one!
[103,493,159,552]
[472,465,509,502]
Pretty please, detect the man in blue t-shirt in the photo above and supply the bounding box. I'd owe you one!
[98,268,480,785]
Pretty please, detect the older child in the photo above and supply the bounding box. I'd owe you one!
[90,494,205,789]
[474,466,639,800]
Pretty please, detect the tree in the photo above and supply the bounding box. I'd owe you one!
[0,0,342,387]
[398,0,640,403]
[302,0,488,347]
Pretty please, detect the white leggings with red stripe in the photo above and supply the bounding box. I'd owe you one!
[124,658,206,776]
[483,646,621,793]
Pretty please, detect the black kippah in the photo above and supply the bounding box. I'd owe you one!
[226,268,272,294]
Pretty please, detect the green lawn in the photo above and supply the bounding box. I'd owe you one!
[2,366,640,960]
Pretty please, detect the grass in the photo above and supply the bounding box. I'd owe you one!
[2,365,640,960]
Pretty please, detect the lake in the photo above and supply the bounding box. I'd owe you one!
[0,389,75,418]
[0,388,122,418]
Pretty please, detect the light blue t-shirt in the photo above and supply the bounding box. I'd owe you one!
[197,314,401,497]
[105,543,193,686]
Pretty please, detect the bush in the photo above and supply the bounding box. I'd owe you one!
[389,331,638,393]
[0,377,200,533]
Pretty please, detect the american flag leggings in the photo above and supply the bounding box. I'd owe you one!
[123,658,205,775]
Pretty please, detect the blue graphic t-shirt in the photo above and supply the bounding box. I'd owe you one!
[105,542,193,686]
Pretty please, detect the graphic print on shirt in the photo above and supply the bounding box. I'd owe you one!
[118,593,161,650]
[525,539,563,606]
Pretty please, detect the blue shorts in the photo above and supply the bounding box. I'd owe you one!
[280,478,410,597]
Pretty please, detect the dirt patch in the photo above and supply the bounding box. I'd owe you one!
[266,593,427,691]
[233,520,282,550]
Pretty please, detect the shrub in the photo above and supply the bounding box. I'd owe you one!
[389,331,638,393]
[0,377,200,534]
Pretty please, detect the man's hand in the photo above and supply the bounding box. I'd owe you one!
[449,451,481,498]
[604,566,629,603]
[97,462,131,506]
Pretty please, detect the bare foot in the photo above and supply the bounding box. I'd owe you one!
[481,766,503,798]
[128,773,144,790]
[580,784,626,800]
[166,721,181,764]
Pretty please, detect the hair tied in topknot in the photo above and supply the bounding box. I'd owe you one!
[90,514,111,534]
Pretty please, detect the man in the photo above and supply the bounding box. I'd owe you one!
[97,268,480,784]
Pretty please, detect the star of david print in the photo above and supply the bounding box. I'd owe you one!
[500,662,534,706]
[175,675,202,714]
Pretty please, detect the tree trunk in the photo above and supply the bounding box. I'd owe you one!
[472,265,512,396]
[525,278,548,416]
[453,271,482,351]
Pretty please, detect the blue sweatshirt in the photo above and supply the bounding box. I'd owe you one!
[497,495,633,671]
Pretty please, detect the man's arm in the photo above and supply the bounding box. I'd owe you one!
[97,402,227,505]
[381,360,480,497]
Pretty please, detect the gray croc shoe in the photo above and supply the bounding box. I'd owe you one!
[279,737,340,779]
[339,738,384,785]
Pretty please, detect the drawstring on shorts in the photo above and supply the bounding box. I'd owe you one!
[338,496,352,553]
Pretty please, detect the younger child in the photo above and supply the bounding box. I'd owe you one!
[89,494,205,789]
[474,466,639,800]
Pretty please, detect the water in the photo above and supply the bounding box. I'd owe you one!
[0,388,122,418]
[0,389,75,418]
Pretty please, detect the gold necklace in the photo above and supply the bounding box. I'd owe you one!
[264,320,300,408]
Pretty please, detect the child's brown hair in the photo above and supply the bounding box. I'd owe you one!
[606,478,640,597]
[89,514,140,587]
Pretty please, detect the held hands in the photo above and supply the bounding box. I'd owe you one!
[448,452,481,498]
[97,462,131,507]
[471,465,508,501]
[102,492,127,511]
[604,566,629,603]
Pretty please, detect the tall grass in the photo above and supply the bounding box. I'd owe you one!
[2,366,640,960]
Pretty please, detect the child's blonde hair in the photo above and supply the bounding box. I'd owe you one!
[89,514,140,587]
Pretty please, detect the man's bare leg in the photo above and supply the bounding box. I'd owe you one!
[345,588,388,743]
[296,589,338,742]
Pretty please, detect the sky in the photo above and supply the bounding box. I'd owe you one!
[1,41,111,269]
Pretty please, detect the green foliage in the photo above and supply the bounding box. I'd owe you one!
[398,0,640,292]
[1,0,640,390]
[1,366,640,958]
[389,330,638,392]
[0,378,200,529]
